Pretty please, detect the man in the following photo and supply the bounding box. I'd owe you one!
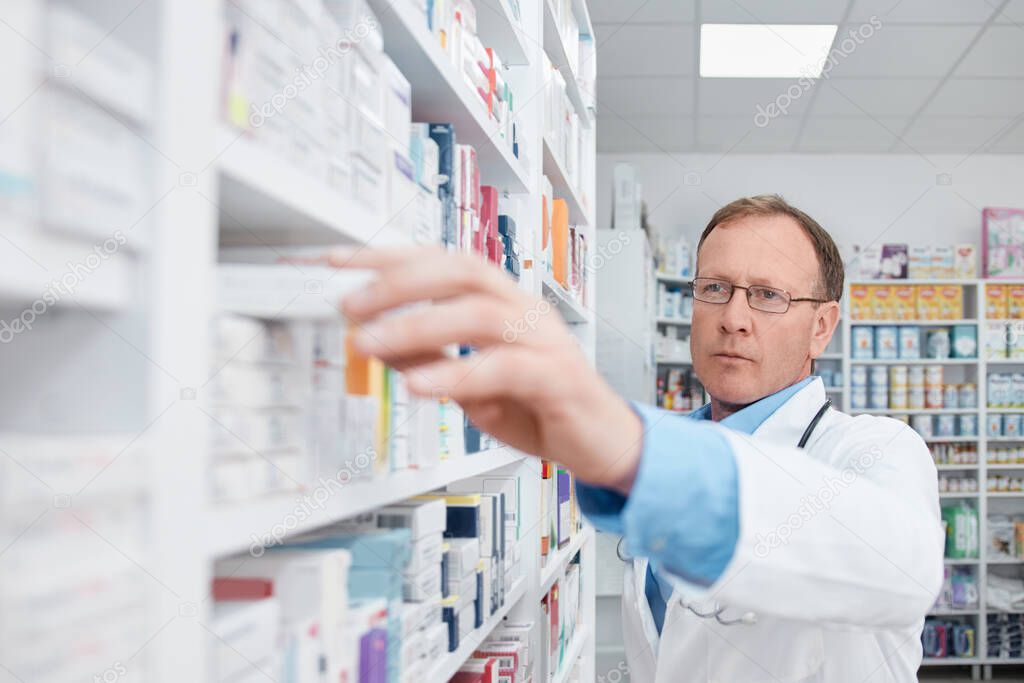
[335,195,943,682]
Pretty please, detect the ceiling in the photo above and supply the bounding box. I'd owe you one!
[590,0,1024,153]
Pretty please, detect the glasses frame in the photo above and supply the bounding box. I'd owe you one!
[690,277,829,314]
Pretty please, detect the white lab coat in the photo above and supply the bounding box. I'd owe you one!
[621,377,944,682]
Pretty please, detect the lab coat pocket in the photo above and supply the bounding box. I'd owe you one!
[703,615,825,683]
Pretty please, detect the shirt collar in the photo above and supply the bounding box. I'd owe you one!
[689,376,817,435]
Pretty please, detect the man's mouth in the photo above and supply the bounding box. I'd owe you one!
[713,352,754,362]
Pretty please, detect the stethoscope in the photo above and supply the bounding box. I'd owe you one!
[616,398,833,627]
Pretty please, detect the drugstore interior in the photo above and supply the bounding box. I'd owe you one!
[1,0,1023,682]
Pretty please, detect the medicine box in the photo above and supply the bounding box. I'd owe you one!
[931,246,955,279]
[869,285,894,320]
[377,498,447,538]
[852,326,874,359]
[985,322,1008,359]
[908,245,931,279]
[951,326,978,359]
[984,208,1024,278]
[954,244,977,279]
[899,326,921,359]
[893,285,917,321]
[875,326,899,360]
[849,285,871,320]
[987,284,1010,319]
[917,286,940,320]
[938,285,964,320]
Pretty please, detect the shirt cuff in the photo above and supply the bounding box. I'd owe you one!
[577,402,740,586]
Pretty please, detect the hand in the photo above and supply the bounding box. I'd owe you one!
[331,246,644,494]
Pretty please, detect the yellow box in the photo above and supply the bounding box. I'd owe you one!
[893,285,918,321]
[849,284,872,320]
[938,285,964,320]
[916,285,940,320]
[1009,285,1024,320]
[987,284,1010,320]
[870,285,895,320]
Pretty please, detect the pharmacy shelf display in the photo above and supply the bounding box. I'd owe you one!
[842,280,1024,671]
[0,0,598,681]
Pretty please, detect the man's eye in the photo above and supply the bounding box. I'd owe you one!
[704,282,725,294]
[757,288,779,300]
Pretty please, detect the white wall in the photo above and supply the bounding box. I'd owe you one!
[596,153,1024,260]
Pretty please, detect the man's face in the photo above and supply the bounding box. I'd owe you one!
[690,214,839,407]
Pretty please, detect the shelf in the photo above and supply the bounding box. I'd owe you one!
[986,358,1024,365]
[849,358,977,365]
[936,464,980,470]
[987,557,1024,564]
[655,273,691,286]
[542,276,590,324]
[921,657,981,665]
[206,447,524,557]
[945,558,979,565]
[656,357,692,366]
[430,578,528,682]
[367,0,529,193]
[541,0,592,127]
[541,525,590,594]
[939,491,981,498]
[0,218,135,310]
[988,436,1024,442]
[818,352,843,360]
[987,492,1024,498]
[854,408,978,415]
[849,319,977,326]
[929,608,980,616]
[552,625,590,683]
[990,408,1024,413]
[927,436,979,443]
[474,0,529,66]
[656,316,691,326]
[850,279,978,286]
[542,136,589,225]
[987,464,1024,470]
[217,129,410,247]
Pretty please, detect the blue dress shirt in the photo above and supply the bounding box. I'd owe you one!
[576,376,816,634]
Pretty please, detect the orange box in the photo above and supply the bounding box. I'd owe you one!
[551,199,569,288]
[869,285,894,320]
[893,285,918,321]
[937,285,964,320]
[916,285,940,320]
[849,284,871,320]
[1010,285,1024,319]
[987,284,1010,320]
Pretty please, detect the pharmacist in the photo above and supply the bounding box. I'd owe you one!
[334,194,944,682]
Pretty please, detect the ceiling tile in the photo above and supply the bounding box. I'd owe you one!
[811,78,938,116]
[589,0,695,24]
[596,115,694,152]
[697,78,819,118]
[700,0,849,24]
[955,27,1024,77]
[923,78,1024,116]
[798,116,908,152]
[848,0,999,24]
[596,77,694,116]
[825,25,980,77]
[594,25,695,77]
[896,117,1021,153]
[695,116,803,152]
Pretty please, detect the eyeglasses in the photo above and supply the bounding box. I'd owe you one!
[691,277,829,314]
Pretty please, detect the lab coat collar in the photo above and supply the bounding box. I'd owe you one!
[751,375,829,446]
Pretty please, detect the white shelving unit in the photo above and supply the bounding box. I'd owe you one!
[0,0,597,681]
[842,279,1024,673]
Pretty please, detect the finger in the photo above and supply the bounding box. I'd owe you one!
[352,295,517,359]
[342,253,519,321]
[402,349,542,405]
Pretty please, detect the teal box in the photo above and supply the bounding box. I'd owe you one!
[281,528,412,569]
[951,325,978,358]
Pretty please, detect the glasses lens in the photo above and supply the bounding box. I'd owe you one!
[693,279,732,303]
[748,286,790,313]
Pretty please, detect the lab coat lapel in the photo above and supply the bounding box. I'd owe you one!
[751,377,828,447]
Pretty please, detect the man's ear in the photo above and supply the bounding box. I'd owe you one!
[810,301,841,357]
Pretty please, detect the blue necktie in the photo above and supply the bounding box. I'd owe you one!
[645,564,668,634]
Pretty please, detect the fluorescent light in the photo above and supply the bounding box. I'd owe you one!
[700,24,838,78]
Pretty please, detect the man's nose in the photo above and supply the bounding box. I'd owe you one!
[719,288,752,333]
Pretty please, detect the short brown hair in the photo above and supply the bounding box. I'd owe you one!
[696,194,844,302]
